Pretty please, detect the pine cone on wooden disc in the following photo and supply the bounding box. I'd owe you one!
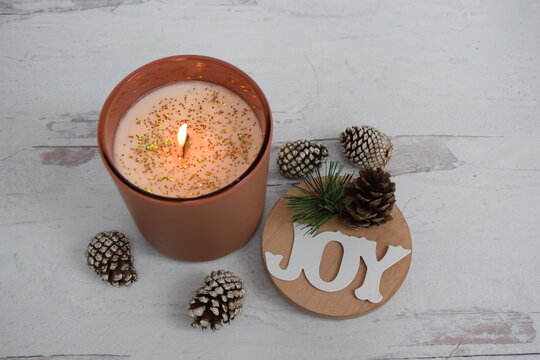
[340,168,396,228]
[188,270,245,331]
[339,125,393,168]
[85,231,137,287]
[277,140,328,178]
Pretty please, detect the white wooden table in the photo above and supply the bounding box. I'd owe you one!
[1,1,539,359]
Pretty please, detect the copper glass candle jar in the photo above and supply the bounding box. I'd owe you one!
[98,55,272,261]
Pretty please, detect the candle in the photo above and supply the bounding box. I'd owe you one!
[113,81,263,198]
[98,55,272,261]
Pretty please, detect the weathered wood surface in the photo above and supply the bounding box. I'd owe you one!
[1,0,539,359]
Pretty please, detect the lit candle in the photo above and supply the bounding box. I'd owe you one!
[113,81,264,198]
[98,55,272,261]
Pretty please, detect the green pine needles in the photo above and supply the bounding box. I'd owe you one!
[285,162,355,235]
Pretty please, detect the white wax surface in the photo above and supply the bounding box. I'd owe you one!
[113,81,263,198]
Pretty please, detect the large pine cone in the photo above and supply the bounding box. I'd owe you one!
[85,231,137,287]
[188,270,245,331]
[340,168,396,228]
[277,140,328,178]
[339,126,393,168]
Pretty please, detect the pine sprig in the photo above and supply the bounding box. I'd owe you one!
[285,162,356,235]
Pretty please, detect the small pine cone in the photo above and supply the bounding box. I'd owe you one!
[339,126,393,168]
[340,168,396,228]
[277,140,328,178]
[85,231,137,287]
[188,270,245,331]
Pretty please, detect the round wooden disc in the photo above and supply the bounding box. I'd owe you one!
[262,183,412,319]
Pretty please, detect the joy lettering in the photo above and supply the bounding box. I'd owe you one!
[265,223,411,303]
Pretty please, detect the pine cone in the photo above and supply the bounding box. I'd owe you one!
[277,140,328,178]
[340,168,396,228]
[188,270,245,331]
[339,126,393,168]
[85,231,137,287]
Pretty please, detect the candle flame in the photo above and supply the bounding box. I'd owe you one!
[177,124,188,147]
[177,123,188,158]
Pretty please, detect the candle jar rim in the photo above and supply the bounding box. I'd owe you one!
[98,55,272,203]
